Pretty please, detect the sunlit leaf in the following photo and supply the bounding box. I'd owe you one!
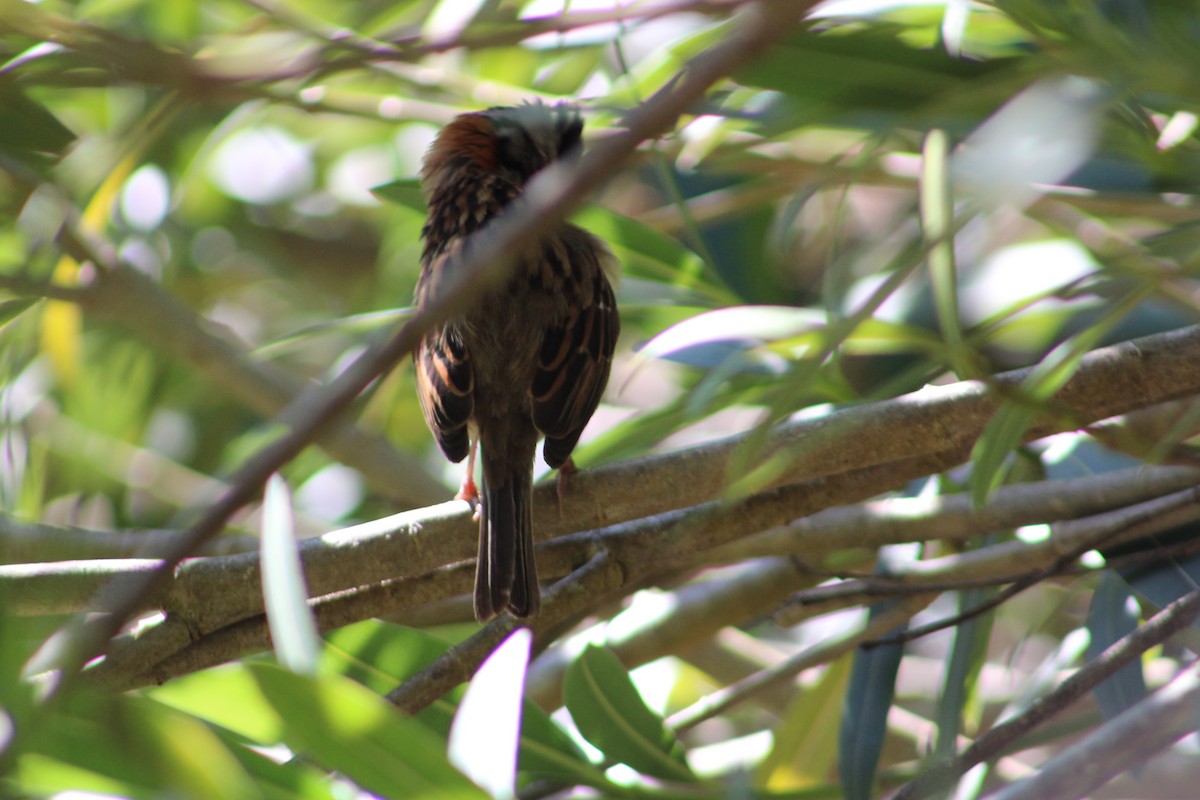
[261,473,320,675]
[149,664,286,744]
[757,654,851,789]
[563,645,694,783]
[321,619,453,692]
[373,178,425,210]
[249,662,485,799]
[953,76,1107,210]
[448,628,531,799]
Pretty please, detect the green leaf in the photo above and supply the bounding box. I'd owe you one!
[123,695,263,800]
[372,178,425,210]
[756,653,852,789]
[934,587,995,760]
[0,298,37,330]
[514,701,604,786]
[738,26,1013,123]
[563,645,694,783]
[839,549,913,800]
[969,283,1153,504]
[968,404,1036,506]
[24,690,261,800]
[260,473,320,675]
[0,81,75,168]
[573,207,735,305]
[320,619,453,692]
[319,621,597,785]
[838,619,903,800]
[149,663,285,744]
[1086,572,1147,721]
[248,662,485,799]
[921,128,971,378]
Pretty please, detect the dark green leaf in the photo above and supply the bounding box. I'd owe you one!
[0,298,37,329]
[935,587,995,759]
[738,27,1015,127]
[839,549,913,800]
[0,80,75,167]
[1086,572,1147,721]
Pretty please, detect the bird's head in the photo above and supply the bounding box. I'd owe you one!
[421,100,584,191]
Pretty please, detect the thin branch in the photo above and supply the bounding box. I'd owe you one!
[667,592,939,732]
[789,485,1200,637]
[525,557,823,710]
[893,589,1200,800]
[0,274,88,302]
[0,516,257,564]
[985,658,1200,800]
[386,552,625,714]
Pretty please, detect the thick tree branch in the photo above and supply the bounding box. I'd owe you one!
[18,321,1200,689]
[719,464,1200,564]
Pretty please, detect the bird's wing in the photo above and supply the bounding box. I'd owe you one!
[533,252,619,469]
[416,322,474,463]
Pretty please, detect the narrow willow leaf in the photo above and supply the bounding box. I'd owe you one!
[921,128,973,379]
[839,621,903,800]
[249,663,484,798]
[261,473,320,676]
[839,549,914,800]
[563,645,694,782]
[953,76,1106,211]
[935,587,994,761]
[970,282,1154,504]
[448,628,532,799]
[756,653,852,789]
[1086,572,1147,721]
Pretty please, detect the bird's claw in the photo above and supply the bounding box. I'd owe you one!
[556,457,579,520]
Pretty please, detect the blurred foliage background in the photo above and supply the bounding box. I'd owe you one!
[3,0,1200,798]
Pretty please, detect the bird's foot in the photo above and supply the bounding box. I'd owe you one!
[456,473,481,520]
[556,457,579,520]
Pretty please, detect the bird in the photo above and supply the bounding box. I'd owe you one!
[413,101,619,621]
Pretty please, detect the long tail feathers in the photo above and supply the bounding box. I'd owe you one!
[475,456,539,621]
